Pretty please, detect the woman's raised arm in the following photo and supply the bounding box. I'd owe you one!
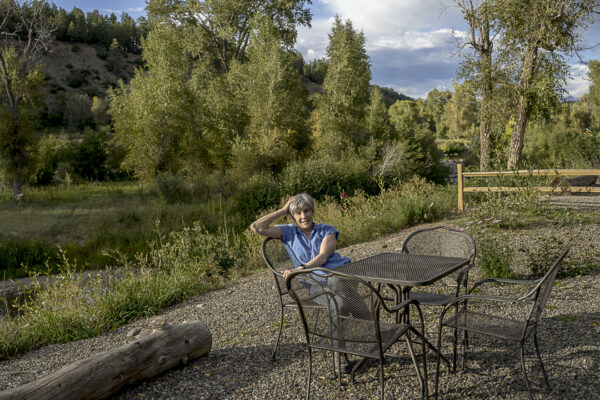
[249,196,295,239]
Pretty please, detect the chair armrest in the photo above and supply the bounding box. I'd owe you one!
[442,293,521,312]
[469,277,541,293]
[385,298,421,313]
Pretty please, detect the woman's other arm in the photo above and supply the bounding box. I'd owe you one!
[249,197,294,239]
[283,233,337,279]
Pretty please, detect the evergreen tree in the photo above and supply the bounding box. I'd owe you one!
[312,17,371,155]
[366,86,394,144]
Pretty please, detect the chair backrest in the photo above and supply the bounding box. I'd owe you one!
[402,226,476,285]
[262,237,299,297]
[286,268,384,355]
[526,248,569,327]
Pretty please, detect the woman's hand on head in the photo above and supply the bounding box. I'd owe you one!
[281,196,295,214]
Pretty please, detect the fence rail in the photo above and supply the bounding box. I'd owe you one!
[456,164,600,211]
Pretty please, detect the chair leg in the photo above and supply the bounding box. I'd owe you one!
[434,326,444,400]
[533,329,551,390]
[452,327,458,372]
[405,334,426,399]
[272,305,285,360]
[379,356,385,400]
[337,352,343,385]
[462,331,468,370]
[306,346,312,400]
[520,342,534,400]
[331,352,337,379]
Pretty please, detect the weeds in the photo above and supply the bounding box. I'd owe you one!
[477,235,514,279]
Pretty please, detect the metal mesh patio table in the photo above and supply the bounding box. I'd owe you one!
[336,253,470,367]
[336,253,470,287]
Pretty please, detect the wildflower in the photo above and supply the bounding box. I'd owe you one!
[458,227,465,231]
[466,221,474,225]
[341,205,348,210]
[477,221,483,225]
[493,219,502,224]
[485,217,493,221]
[341,192,347,199]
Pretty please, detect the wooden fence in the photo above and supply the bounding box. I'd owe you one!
[456,164,600,211]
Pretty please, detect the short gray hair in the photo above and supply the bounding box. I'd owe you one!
[289,193,314,216]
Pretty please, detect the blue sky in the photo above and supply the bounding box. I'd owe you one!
[53,0,600,99]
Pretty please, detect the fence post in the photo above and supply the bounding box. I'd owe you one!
[457,163,464,212]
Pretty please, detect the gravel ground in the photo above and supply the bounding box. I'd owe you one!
[1,220,599,400]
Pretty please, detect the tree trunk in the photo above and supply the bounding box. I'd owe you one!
[0,320,212,400]
[479,51,493,171]
[507,43,538,169]
[13,170,23,199]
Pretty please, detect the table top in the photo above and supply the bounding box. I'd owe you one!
[335,253,470,287]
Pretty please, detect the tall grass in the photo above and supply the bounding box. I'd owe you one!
[0,180,454,359]
[0,182,237,278]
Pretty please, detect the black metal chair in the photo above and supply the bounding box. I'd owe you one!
[434,248,569,400]
[286,267,428,400]
[262,237,303,360]
[401,226,477,305]
[401,226,476,370]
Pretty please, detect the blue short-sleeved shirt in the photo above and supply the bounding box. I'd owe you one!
[278,223,350,270]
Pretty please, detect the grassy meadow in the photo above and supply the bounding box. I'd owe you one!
[0,181,238,279]
[0,179,458,358]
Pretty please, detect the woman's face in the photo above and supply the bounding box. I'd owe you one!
[292,206,314,230]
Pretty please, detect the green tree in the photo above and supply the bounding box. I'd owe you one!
[389,100,420,138]
[146,0,311,73]
[586,60,600,130]
[440,82,479,139]
[228,22,309,180]
[502,0,598,168]
[366,86,395,144]
[66,6,86,42]
[425,88,452,138]
[312,17,371,155]
[0,0,53,199]
[455,0,501,171]
[109,25,194,179]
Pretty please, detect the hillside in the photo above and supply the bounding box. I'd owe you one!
[37,40,140,129]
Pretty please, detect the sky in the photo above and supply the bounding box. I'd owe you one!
[52,0,600,99]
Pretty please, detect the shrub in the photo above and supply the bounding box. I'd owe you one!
[95,47,108,60]
[156,173,192,204]
[66,70,86,88]
[65,63,73,69]
[524,119,600,168]
[280,152,376,200]
[477,236,513,279]
[233,173,281,224]
[438,139,468,156]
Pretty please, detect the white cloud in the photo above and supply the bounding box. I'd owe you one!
[297,17,335,60]
[371,29,460,53]
[128,7,145,12]
[320,0,462,37]
[102,8,122,15]
[566,64,590,99]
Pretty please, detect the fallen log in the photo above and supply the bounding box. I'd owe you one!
[0,319,212,400]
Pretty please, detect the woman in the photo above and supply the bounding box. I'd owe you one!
[250,193,369,322]
[250,193,350,278]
